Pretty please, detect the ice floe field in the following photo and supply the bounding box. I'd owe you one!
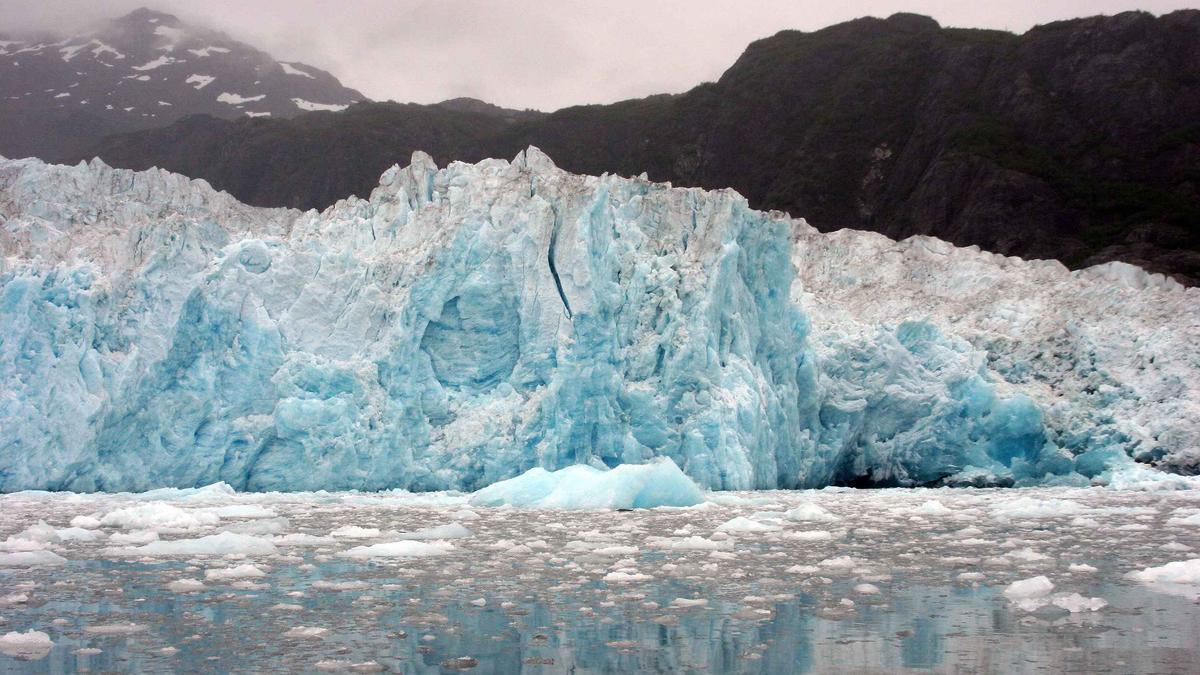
[2,480,1200,673]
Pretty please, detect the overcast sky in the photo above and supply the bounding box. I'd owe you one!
[5,1,1195,111]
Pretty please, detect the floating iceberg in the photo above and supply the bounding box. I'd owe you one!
[469,457,705,509]
[0,630,52,661]
[0,149,1197,493]
[338,540,457,559]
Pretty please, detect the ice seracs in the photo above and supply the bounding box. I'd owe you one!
[0,149,1197,493]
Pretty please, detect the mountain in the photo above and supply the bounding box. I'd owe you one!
[78,11,1200,285]
[0,7,365,161]
[1,151,1196,492]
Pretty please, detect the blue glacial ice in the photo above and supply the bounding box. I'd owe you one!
[469,457,705,509]
[0,149,1197,493]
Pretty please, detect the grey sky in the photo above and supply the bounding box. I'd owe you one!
[5,1,1196,111]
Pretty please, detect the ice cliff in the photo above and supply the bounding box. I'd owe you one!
[1,150,1196,492]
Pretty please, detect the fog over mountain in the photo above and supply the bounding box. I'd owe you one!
[3,1,1195,111]
[0,8,363,160]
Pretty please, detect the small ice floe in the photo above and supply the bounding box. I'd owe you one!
[1125,558,1200,598]
[337,541,455,559]
[603,571,652,583]
[644,536,731,551]
[1051,593,1107,612]
[715,517,779,533]
[204,563,267,582]
[284,626,327,639]
[818,556,861,570]
[100,504,219,530]
[1003,576,1054,611]
[0,630,52,660]
[198,504,277,519]
[992,498,1084,520]
[1166,511,1200,527]
[0,550,67,566]
[910,500,954,516]
[272,533,336,547]
[393,523,473,540]
[124,532,277,556]
[310,581,370,591]
[329,526,381,539]
[590,545,639,556]
[83,623,146,636]
[55,527,103,542]
[782,530,833,542]
[784,504,838,523]
[109,530,159,545]
[69,515,102,529]
[166,579,206,593]
[468,458,704,509]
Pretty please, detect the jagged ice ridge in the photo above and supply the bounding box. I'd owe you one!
[0,149,1196,492]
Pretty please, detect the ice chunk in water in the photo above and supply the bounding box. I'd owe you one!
[205,564,267,581]
[127,532,277,556]
[784,504,838,522]
[393,523,473,540]
[0,550,67,566]
[0,630,53,660]
[1051,593,1107,612]
[1126,559,1200,585]
[1003,576,1055,611]
[337,540,456,559]
[468,458,704,509]
[716,517,780,533]
[100,504,219,530]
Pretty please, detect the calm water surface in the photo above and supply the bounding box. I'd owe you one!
[2,487,1198,673]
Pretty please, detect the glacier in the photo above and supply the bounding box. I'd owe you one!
[0,149,1197,493]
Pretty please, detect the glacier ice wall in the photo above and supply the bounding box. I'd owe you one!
[0,150,1196,492]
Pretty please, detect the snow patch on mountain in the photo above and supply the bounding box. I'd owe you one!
[132,55,174,71]
[218,92,266,105]
[280,62,314,78]
[291,98,349,112]
[188,46,231,58]
[185,74,214,89]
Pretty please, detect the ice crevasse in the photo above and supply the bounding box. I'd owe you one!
[0,148,1197,493]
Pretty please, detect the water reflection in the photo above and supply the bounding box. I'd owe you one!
[4,486,1200,673]
[4,557,1199,674]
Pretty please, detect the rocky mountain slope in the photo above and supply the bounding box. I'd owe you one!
[0,8,364,161]
[77,11,1200,284]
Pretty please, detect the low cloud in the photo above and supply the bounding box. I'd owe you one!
[3,0,1193,111]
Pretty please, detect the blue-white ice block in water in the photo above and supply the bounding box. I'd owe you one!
[469,457,705,509]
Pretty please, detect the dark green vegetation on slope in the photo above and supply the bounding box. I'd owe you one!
[79,11,1200,283]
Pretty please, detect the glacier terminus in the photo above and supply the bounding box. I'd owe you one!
[0,148,1197,493]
